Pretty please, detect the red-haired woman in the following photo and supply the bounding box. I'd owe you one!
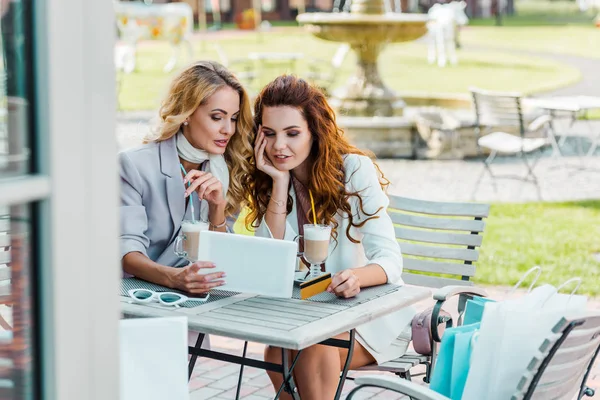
[245,75,413,399]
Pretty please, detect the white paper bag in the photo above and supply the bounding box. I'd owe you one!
[462,283,587,400]
[120,317,190,400]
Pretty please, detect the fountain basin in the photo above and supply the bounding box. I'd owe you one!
[297,13,428,45]
[298,12,429,117]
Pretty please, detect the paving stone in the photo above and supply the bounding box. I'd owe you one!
[189,377,216,391]
[215,384,261,399]
[189,387,225,400]
[252,384,277,398]
[207,374,244,391]
[243,373,272,388]
[200,364,244,380]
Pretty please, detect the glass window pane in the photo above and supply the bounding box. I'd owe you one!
[0,0,32,177]
[0,203,35,399]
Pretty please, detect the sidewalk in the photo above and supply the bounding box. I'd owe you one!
[188,286,600,399]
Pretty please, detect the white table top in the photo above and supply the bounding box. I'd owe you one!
[525,96,600,112]
[121,285,430,350]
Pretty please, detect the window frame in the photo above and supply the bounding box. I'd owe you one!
[26,0,120,399]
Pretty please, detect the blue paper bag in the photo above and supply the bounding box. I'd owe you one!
[463,296,495,326]
[450,328,479,399]
[429,323,480,398]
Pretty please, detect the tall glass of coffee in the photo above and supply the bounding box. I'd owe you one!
[173,220,209,261]
[302,224,331,279]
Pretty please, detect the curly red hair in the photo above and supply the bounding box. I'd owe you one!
[245,75,389,243]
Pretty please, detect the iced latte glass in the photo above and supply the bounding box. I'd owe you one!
[301,224,331,279]
[173,220,209,261]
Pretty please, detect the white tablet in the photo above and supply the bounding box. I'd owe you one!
[197,231,297,298]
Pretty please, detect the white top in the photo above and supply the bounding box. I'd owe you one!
[255,154,415,356]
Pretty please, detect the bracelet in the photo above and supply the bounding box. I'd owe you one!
[267,207,287,215]
[209,218,227,229]
[270,198,286,207]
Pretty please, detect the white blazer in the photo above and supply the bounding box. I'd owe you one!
[255,154,414,354]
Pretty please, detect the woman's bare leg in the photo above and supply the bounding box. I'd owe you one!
[264,345,295,400]
[264,333,376,400]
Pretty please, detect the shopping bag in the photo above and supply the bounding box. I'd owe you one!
[463,297,495,326]
[463,266,542,326]
[429,323,480,398]
[462,279,587,400]
[120,317,189,400]
[450,329,478,399]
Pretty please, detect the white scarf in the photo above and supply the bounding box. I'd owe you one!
[176,131,230,219]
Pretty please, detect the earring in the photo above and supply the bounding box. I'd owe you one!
[183,121,189,126]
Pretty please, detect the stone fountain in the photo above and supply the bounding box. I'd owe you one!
[297,0,431,157]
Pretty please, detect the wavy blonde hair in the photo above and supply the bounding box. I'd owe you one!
[146,60,254,217]
[245,75,389,244]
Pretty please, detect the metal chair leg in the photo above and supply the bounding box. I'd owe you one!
[471,150,496,199]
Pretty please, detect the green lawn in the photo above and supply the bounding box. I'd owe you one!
[471,0,598,26]
[461,25,600,59]
[118,33,579,111]
[463,0,600,58]
[477,201,600,296]
[234,201,600,296]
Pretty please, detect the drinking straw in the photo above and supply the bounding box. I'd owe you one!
[308,189,317,225]
[180,164,195,222]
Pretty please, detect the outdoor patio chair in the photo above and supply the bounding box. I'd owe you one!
[304,44,350,94]
[348,311,600,400]
[470,87,553,195]
[356,195,490,382]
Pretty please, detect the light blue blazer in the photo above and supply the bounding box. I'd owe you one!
[119,135,228,268]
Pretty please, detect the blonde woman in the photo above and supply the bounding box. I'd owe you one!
[119,61,253,292]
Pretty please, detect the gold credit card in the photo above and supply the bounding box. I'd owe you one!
[299,273,332,300]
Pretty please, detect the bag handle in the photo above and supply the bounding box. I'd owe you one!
[541,277,582,307]
[555,277,582,296]
[510,266,542,294]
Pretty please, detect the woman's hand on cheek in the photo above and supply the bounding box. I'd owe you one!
[254,127,289,183]
[327,269,361,298]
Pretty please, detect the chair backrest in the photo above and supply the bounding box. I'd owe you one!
[513,312,600,400]
[387,195,490,289]
[470,87,526,136]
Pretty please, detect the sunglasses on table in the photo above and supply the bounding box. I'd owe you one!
[127,289,209,307]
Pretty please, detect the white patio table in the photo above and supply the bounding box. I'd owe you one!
[120,278,430,400]
[524,95,600,158]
